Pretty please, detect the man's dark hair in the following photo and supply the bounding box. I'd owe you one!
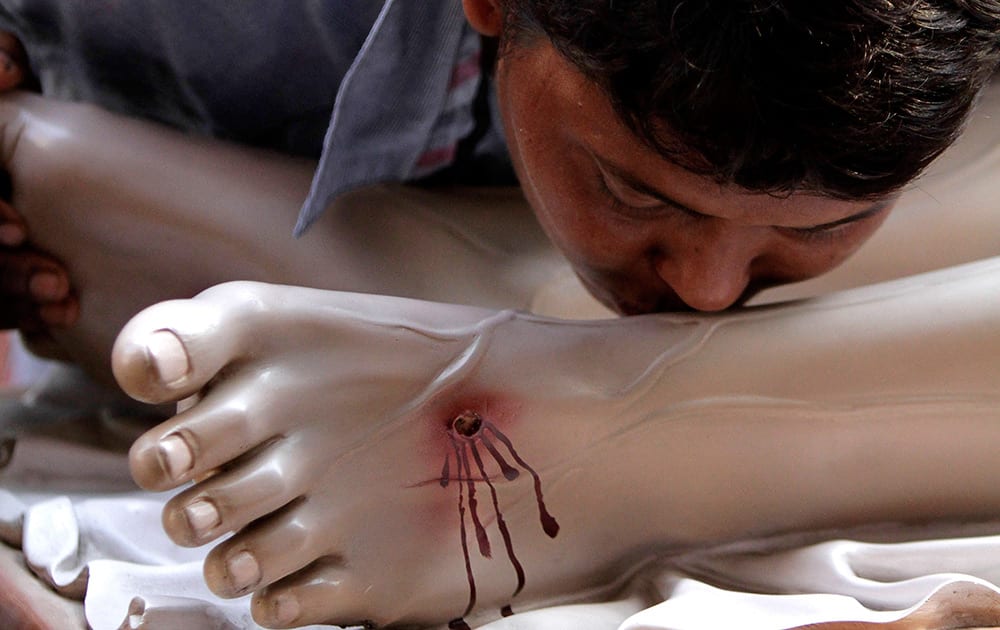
[501,0,1000,199]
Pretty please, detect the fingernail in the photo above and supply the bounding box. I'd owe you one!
[157,434,193,480]
[29,271,66,300]
[184,500,220,538]
[39,303,74,327]
[227,551,261,593]
[274,594,301,625]
[0,223,23,245]
[146,330,189,385]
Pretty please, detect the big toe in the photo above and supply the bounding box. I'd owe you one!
[112,297,234,404]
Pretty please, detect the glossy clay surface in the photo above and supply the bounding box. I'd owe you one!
[1,92,998,628]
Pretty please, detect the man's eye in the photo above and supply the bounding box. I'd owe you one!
[784,199,892,243]
[599,172,661,210]
[599,183,664,220]
[786,223,849,243]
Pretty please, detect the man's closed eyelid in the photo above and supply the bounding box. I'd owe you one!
[793,222,845,235]
[600,172,665,209]
[796,201,892,233]
[619,191,665,209]
[788,224,848,241]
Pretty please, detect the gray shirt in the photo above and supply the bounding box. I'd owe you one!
[0,0,511,234]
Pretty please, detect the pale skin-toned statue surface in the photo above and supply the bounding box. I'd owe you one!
[3,87,1000,630]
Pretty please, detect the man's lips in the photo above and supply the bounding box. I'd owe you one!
[574,271,686,315]
[576,269,773,315]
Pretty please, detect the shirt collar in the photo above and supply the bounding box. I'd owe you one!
[294,0,475,236]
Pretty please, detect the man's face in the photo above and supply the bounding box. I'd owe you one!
[494,40,895,314]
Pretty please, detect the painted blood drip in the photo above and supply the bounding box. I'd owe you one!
[480,433,520,481]
[484,422,560,538]
[440,452,451,488]
[443,411,561,622]
[470,440,526,597]
[459,440,492,558]
[451,438,477,620]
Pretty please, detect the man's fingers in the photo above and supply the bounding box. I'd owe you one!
[0,221,24,246]
[0,31,29,91]
[0,297,76,331]
[0,30,65,334]
[37,299,79,327]
[0,200,26,246]
[0,248,42,295]
[0,247,79,329]
[0,294,79,332]
[0,50,23,91]
[0,249,70,301]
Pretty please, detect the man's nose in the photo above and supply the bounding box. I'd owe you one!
[653,222,763,312]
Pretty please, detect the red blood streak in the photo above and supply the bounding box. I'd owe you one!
[458,439,492,559]
[435,394,559,623]
[480,433,520,481]
[484,422,560,538]
[451,440,477,620]
[470,441,526,597]
[440,451,451,488]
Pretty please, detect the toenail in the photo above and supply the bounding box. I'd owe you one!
[158,434,194,480]
[146,330,190,385]
[184,500,220,538]
[274,594,301,625]
[227,551,261,593]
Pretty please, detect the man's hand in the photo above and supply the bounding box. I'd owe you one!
[0,31,77,331]
[0,31,30,91]
[0,237,77,332]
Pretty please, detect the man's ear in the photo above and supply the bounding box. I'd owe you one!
[462,0,503,37]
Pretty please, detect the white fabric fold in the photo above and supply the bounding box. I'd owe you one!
[86,561,256,630]
[621,576,1000,629]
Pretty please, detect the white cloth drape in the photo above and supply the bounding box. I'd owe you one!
[5,422,1000,630]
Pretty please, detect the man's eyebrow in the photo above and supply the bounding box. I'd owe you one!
[597,156,893,228]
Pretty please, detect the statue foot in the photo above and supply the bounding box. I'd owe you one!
[111,282,573,628]
[109,261,1000,628]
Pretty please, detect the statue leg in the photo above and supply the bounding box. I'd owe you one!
[754,79,1000,302]
[111,256,999,628]
[0,93,559,387]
